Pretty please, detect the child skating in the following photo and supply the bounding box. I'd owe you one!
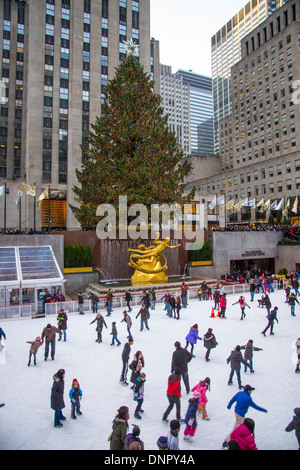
[110,322,121,346]
[191,377,211,420]
[232,296,251,320]
[69,378,83,419]
[183,397,200,440]
[26,337,43,366]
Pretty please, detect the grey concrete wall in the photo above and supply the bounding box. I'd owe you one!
[276,245,300,274]
[189,231,283,279]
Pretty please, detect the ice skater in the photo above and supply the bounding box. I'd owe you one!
[120,336,133,385]
[26,336,43,366]
[69,378,82,419]
[183,397,200,440]
[227,345,251,389]
[240,339,263,373]
[232,296,251,320]
[89,313,108,343]
[191,377,211,420]
[261,306,279,336]
[185,324,202,357]
[110,322,121,346]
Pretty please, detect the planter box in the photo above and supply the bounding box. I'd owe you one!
[189,260,213,266]
[64,267,93,274]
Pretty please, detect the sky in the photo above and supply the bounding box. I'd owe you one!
[150,0,249,77]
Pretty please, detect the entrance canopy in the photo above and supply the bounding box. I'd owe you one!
[0,246,64,313]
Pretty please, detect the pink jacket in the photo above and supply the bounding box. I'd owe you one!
[230,423,258,450]
[191,383,208,407]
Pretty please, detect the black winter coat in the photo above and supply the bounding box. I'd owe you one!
[227,349,249,371]
[51,375,65,411]
[171,347,193,374]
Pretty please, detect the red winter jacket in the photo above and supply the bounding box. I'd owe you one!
[220,296,227,308]
[166,376,181,398]
[230,423,258,450]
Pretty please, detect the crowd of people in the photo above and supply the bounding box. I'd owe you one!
[1,273,300,451]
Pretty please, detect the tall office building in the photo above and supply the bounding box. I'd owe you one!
[212,0,289,154]
[0,0,158,230]
[160,66,213,156]
[186,0,300,225]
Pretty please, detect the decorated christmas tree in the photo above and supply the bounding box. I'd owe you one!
[70,40,195,228]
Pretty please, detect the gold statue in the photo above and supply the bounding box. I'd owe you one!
[128,234,181,286]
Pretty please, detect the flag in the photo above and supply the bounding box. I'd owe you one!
[283,198,290,218]
[18,182,36,197]
[217,195,225,205]
[270,200,278,210]
[234,199,242,213]
[291,197,298,214]
[248,198,256,207]
[226,199,234,210]
[36,187,49,210]
[209,195,216,210]
[242,197,249,207]
[259,199,270,213]
[256,198,264,208]
[0,184,5,197]
[16,190,22,211]
[275,198,284,211]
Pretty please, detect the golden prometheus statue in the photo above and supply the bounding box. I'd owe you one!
[128,234,181,286]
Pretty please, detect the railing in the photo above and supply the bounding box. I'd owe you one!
[0,281,279,320]
[0,304,32,319]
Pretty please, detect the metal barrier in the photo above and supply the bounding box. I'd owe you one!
[0,304,32,319]
[0,281,279,320]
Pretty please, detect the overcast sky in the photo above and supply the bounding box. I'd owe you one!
[150,0,248,77]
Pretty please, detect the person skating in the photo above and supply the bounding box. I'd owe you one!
[227,345,251,389]
[191,377,211,420]
[232,296,251,320]
[110,321,121,346]
[175,296,181,319]
[170,295,176,318]
[288,291,299,316]
[203,328,218,362]
[69,378,82,419]
[50,368,66,428]
[285,407,300,450]
[295,337,300,373]
[129,351,144,390]
[260,293,272,317]
[136,304,150,331]
[133,372,146,419]
[57,308,68,342]
[109,406,130,450]
[121,310,132,338]
[261,306,279,336]
[219,293,227,318]
[167,420,181,450]
[77,291,85,315]
[183,397,200,440]
[222,384,267,448]
[240,339,263,373]
[230,417,258,450]
[120,336,133,385]
[162,368,182,423]
[89,313,107,343]
[124,425,144,450]
[26,336,43,366]
[41,323,61,361]
[185,324,202,357]
[125,291,133,312]
[171,341,193,394]
[0,327,6,351]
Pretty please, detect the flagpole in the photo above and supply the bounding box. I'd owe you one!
[3,182,6,234]
[33,183,36,232]
[19,193,21,232]
[48,184,51,233]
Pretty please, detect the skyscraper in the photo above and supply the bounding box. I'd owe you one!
[160,66,213,156]
[212,0,289,154]
[0,0,157,230]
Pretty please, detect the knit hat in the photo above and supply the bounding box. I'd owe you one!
[170,419,180,430]
[72,378,79,386]
[47,323,51,328]
[174,341,181,348]
[157,436,168,449]
[36,337,41,342]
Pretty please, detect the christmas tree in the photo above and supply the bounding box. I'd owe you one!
[70,41,195,229]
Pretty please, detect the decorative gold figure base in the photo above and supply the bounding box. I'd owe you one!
[128,234,181,286]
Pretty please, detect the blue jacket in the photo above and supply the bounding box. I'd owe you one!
[69,387,82,403]
[227,390,267,417]
[0,328,6,340]
[184,398,199,428]
[185,327,202,345]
